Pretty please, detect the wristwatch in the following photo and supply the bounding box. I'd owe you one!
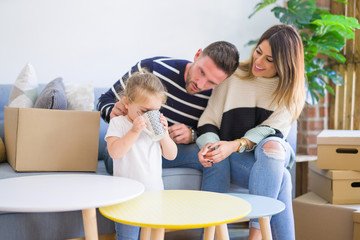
[190,128,197,143]
[235,138,247,153]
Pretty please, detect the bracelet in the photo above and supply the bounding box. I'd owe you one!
[235,138,248,153]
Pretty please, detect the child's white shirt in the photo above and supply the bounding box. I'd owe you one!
[105,115,163,191]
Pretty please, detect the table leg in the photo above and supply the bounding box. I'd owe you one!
[203,225,215,240]
[259,216,272,240]
[82,208,99,240]
[215,224,229,240]
[150,228,165,240]
[140,227,151,240]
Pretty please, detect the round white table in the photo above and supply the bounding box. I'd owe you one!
[0,174,144,240]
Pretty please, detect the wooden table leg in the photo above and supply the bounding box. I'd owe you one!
[259,216,272,240]
[215,224,229,240]
[140,227,151,240]
[151,228,165,240]
[82,208,99,240]
[203,225,215,240]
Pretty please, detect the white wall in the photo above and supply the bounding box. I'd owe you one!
[0,0,280,87]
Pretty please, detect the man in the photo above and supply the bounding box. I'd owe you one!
[97,41,239,192]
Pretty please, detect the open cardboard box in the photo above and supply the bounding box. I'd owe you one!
[317,130,360,170]
[293,192,360,240]
[4,106,100,172]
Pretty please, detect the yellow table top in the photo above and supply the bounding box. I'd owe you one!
[99,190,251,229]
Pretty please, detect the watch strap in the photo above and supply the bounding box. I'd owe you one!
[235,138,247,153]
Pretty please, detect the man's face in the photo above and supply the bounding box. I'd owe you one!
[185,54,228,95]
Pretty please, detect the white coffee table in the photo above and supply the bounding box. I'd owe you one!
[0,174,144,240]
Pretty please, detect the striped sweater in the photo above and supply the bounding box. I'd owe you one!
[97,57,212,130]
[197,68,294,147]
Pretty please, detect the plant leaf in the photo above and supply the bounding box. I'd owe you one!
[310,31,345,52]
[244,39,259,47]
[306,88,320,105]
[325,85,335,96]
[272,0,315,29]
[248,0,278,19]
[334,0,348,4]
[312,14,360,39]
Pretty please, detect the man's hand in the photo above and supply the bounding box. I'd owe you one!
[110,101,127,119]
[168,123,193,144]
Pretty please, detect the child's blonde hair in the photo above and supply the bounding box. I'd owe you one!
[121,70,167,104]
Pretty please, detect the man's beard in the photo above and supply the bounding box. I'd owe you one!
[185,68,198,95]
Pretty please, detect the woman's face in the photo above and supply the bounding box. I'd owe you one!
[252,40,277,78]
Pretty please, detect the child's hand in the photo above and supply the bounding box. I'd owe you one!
[159,113,168,131]
[132,115,146,133]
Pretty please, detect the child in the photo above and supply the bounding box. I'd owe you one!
[105,71,177,240]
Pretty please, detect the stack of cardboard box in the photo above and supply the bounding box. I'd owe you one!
[293,130,360,240]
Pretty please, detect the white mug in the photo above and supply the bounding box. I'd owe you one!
[142,110,165,141]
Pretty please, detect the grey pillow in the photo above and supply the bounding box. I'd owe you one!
[34,78,67,109]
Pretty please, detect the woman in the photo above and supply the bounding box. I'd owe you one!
[196,24,305,240]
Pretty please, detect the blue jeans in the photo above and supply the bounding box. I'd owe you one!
[115,222,140,240]
[103,146,113,175]
[162,143,230,192]
[229,137,295,240]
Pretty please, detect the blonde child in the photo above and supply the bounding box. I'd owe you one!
[105,71,177,240]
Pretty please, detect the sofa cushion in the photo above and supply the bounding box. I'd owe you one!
[162,168,202,190]
[65,83,94,111]
[0,161,109,181]
[8,64,38,108]
[34,78,67,109]
[94,87,110,160]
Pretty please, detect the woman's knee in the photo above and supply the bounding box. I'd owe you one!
[261,140,286,160]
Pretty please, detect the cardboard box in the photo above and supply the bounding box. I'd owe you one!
[4,106,99,172]
[309,161,360,204]
[293,192,360,240]
[317,130,360,170]
[354,211,360,240]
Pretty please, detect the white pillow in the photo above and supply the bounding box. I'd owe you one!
[64,83,94,111]
[8,63,38,108]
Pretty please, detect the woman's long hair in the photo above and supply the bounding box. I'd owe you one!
[239,24,306,122]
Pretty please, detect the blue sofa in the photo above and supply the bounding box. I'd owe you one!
[0,84,297,240]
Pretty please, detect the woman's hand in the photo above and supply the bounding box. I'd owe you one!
[198,141,238,167]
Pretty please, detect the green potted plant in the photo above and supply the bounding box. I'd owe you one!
[249,0,360,104]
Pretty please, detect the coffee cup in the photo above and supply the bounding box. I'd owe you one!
[142,110,165,141]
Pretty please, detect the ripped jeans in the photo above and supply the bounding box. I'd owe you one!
[229,137,295,240]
